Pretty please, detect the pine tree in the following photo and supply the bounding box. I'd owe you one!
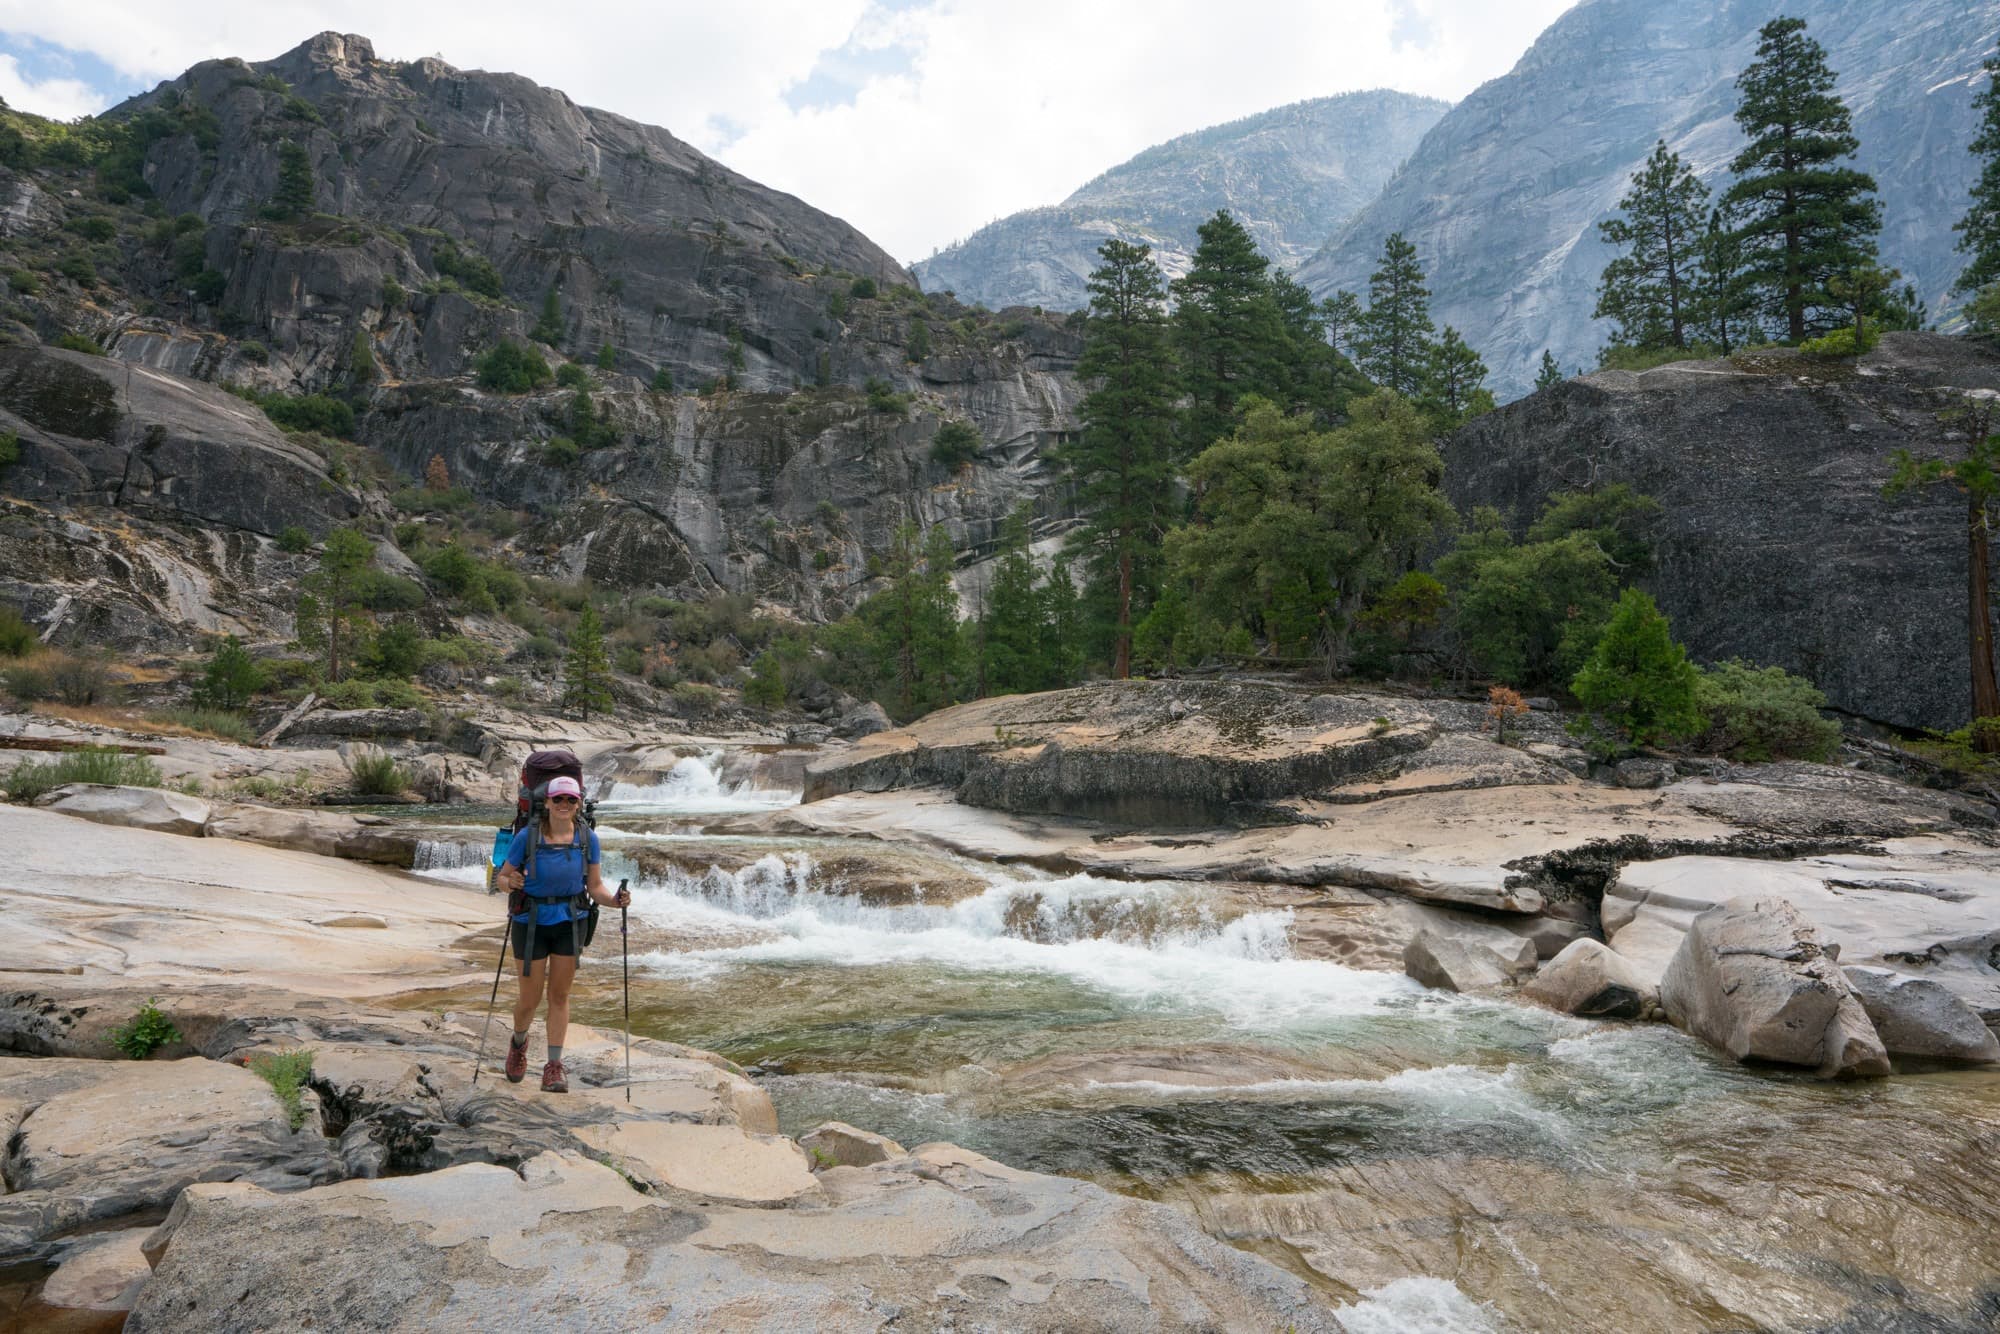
[1885,400,2000,750]
[1571,588,1701,747]
[194,635,265,711]
[1596,141,1709,351]
[596,342,617,371]
[907,317,930,362]
[1041,555,1085,688]
[1171,211,1286,455]
[270,141,315,220]
[1723,16,1881,341]
[562,603,615,721]
[1955,39,2000,300]
[1354,233,1437,400]
[912,525,965,713]
[531,285,564,345]
[980,506,1043,695]
[1534,350,1565,390]
[1696,206,1758,354]
[1424,326,1493,428]
[1267,271,1352,421]
[296,527,373,682]
[1320,291,1365,362]
[1825,263,1899,350]
[1068,239,1180,678]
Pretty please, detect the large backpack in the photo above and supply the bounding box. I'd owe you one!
[486,749,598,894]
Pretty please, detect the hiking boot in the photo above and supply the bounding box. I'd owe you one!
[540,1059,569,1093]
[504,1039,528,1084]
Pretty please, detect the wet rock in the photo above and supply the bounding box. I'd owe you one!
[1659,897,1890,1078]
[1522,939,1652,1019]
[41,1228,154,1314]
[32,783,210,838]
[1402,930,1524,993]
[1612,759,1675,790]
[0,1055,340,1255]
[1843,966,2000,1064]
[800,1121,907,1170]
[128,1148,1342,1333]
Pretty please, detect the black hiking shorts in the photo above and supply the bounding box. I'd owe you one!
[513,918,582,973]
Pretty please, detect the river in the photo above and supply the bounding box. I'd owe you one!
[404,754,2000,1333]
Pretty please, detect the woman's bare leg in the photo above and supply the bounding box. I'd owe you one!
[545,954,578,1050]
[512,956,547,1034]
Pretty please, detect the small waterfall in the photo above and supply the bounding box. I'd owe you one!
[413,837,492,887]
[596,752,799,812]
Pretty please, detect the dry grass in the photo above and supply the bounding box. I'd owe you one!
[37,705,213,739]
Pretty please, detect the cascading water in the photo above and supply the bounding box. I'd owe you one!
[405,782,2000,1330]
[594,751,799,813]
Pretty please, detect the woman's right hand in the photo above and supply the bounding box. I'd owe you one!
[497,865,524,893]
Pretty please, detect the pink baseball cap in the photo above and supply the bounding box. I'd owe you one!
[547,776,583,799]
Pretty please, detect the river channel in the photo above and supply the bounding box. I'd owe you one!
[400,754,2000,1333]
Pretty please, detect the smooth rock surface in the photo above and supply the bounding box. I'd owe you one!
[1659,897,1890,1078]
[799,1121,907,1170]
[31,783,211,837]
[571,1121,821,1204]
[1843,966,2000,1064]
[41,1228,153,1312]
[1403,930,1515,993]
[127,1149,1342,1333]
[1522,938,1652,1019]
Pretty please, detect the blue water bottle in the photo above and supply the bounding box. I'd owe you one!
[487,826,512,895]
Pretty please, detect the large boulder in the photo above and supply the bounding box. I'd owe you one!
[1659,897,1890,1078]
[800,1121,907,1170]
[41,1228,153,1315]
[0,1055,339,1255]
[1843,966,2000,1064]
[1522,938,1652,1019]
[128,1148,1342,1333]
[32,784,210,838]
[1402,929,1533,993]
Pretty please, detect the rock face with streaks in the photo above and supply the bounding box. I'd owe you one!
[1443,334,2000,732]
[913,89,1448,310]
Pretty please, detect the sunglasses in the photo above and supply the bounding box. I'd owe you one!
[549,795,580,805]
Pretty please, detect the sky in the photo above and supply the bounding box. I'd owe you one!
[0,1,1577,262]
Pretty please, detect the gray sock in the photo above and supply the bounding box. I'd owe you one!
[510,1031,529,1047]
[546,1044,563,1065]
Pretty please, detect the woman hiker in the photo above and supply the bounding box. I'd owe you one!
[493,775,629,1092]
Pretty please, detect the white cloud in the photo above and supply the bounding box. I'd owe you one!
[0,51,107,121]
[0,0,1576,260]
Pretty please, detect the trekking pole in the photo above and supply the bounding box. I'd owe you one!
[471,922,511,1087]
[619,877,632,1102]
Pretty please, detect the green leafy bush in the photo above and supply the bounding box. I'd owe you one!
[554,362,590,389]
[431,239,504,299]
[849,277,877,299]
[651,367,674,393]
[1800,325,1878,358]
[277,525,313,553]
[255,392,355,438]
[192,635,265,710]
[0,430,16,475]
[354,570,425,612]
[54,331,104,355]
[0,606,35,656]
[111,999,181,1059]
[1692,660,1843,761]
[56,254,95,286]
[5,749,164,801]
[475,341,551,393]
[7,268,38,294]
[1597,341,1718,372]
[863,377,908,416]
[249,1049,316,1129]
[347,748,409,796]
[316,678,379,709]
[543,435,580,467]
[930,419,979,465]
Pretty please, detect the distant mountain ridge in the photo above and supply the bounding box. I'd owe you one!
[1298,0,2000,396]
[911,89,1448,311]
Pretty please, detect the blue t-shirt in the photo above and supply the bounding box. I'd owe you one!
[506,826,600,927]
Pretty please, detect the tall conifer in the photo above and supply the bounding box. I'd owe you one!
[1171,211,1285,455]
[1596,141,1709,351]
[1070,239,1179,678]
[1954,38,2000,302]
[1354,233,1437,400]
[1723,16,1881,340]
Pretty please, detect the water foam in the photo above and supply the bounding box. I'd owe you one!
[596,752,799,812]
[1334,1277,1504,1334]
[412,838,491,887]
[627,854,1421,1027]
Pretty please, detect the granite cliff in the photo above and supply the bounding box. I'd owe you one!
[911,90,1447,311]
[1298,0,2000,397]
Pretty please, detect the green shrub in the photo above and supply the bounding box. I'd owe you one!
[257,392,354,437]
[316,678,379,709]
[1,659,52,701]
[543,435,580,467]
[1692,660,1843,762]
[237,339,270,364]
[672,681,723,715]
[365,617,427,677]
[0,606,34,656]
[930,419,979,465]
[742,653,786,709]
[7,269,38,294]
[431,239,504,299]
[65,216,118,242]
[277,525,313,553]
[347,748,409,796]
[475,341,551,393]
[381,276,406,309]
[46,652,118,705]
[56,254,96,285]
[0,430,16,475]
[249,1048,316,1129]
[5,748,164,801]
[192,635,266,710]
[1597,342,1719,373]
[1801,325,1878,358]
[518,634,561,663]
[1570,588,1701,749]
[111,999,181,1059]
[54,331,104,355]
[651,367,674,393]
[849,277,877,300]
[371,678,426,710]
[354,570,426,611]
[864,377,908,416]
[151,707,255,743]
[555,361,591,389]
[597,341,617,371]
